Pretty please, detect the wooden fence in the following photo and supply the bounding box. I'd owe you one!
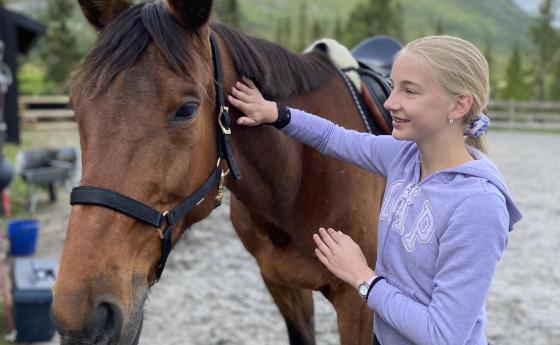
[18,95,75,130]
[487,100,560,130]
[17,96,560,131]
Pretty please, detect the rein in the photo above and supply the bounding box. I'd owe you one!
[69,33,241,284]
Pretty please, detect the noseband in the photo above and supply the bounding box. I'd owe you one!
[70,34,241,284]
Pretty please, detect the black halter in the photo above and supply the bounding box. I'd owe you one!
[70,34,241,284]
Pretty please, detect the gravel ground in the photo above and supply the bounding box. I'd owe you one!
[20,129,559,345]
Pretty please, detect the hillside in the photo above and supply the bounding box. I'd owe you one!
[237,0,535,54]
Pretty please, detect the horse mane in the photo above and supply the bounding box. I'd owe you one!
[72,2,200,96]
[71,2,337,99]
[210,23,337,99]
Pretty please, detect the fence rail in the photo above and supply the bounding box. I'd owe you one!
[17,96,560,131]
[19,95,75,129]
[487,100,560,130]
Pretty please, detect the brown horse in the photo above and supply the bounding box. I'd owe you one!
[52,1,386,344]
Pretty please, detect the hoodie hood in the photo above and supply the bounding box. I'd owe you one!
[441,147,522,231]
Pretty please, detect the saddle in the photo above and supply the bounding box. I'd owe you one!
[306,36,402,135]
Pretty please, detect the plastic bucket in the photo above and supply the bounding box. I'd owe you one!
[7,219,39,256]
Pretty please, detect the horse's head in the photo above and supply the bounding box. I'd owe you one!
[52,1,230,344]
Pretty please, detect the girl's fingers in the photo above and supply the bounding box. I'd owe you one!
[319,227,337,248]
[227,95,246,111]
[313,233,332,257]
[315,248,331,267]
[231,86,250,102]
[241,77,256,89]
[235,81,254,95]
[237,116,259,127]
[327,228,341,243]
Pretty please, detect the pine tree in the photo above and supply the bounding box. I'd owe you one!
[503,44,526,100]
[435,18,444,35]
[275,16,292,47]
[548,59,560,100]
[296,0,309,52]
[483,33,498,99]
[42,0,82,94]
[343,0,404,47]
[218,0,241,28]
[333,16,344,41]
[311,20,323,41]
[529,0,558,101]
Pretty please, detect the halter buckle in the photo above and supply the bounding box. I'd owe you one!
[215,159,230,207]
[156,211,170,239]
[218,106,232,135]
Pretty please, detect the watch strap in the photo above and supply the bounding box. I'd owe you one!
[365,276,386,301]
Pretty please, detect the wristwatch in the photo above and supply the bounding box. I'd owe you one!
[358,276,386,301]
[358,281,371,300]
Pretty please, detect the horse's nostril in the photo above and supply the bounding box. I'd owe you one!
[88,302,123,343]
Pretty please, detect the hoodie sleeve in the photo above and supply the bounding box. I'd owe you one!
[280,108,405,177]
[367,191,509,345]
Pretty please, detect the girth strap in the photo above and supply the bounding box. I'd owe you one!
[70,167,222,282]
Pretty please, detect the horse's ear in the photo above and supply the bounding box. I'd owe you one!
[165,0,213,31]
[77,0,130,30]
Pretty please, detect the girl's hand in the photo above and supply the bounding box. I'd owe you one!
[313,228,375,288]
[228,77,278,126]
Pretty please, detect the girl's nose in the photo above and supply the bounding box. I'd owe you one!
[384,91,398,113]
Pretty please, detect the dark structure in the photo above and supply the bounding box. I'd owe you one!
[0,6,46,144]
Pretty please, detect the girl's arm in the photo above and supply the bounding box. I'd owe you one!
[228,78,405,177]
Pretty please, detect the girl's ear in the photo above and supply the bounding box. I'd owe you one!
[449,93,473,121]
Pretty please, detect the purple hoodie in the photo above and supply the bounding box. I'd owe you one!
[281,108,522,345]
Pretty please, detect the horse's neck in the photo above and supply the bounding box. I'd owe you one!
[219,42,363,219]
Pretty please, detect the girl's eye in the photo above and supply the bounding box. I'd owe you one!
[173,103,198,121]
[405,88,417,94]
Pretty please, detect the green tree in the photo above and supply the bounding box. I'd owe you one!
[503,44,526,100]
[483,33,498,99]
[274,16,292,48]
[394,1,406,43]
[311,20,324,40]
[216,0,241,28]
[435,18,444,35]
[343,0,404,47]
[548,59,560,100]
[333,16,344,41]
[296,0,309,52]
[42,0,82,94]
[529,0,558,101]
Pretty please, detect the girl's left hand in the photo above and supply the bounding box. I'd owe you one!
[313,228,375,288]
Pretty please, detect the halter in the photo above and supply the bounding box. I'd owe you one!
[70,34,241,284]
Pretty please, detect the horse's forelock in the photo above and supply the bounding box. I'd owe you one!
[71,2,200,98]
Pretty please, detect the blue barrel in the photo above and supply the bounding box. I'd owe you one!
[7,219,39,256]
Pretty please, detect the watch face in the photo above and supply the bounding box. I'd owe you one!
[359,283,369,297]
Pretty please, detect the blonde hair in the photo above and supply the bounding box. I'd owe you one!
[399,35,490,154]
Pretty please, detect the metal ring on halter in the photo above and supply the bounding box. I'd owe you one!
[218,106,232,135]
[155,211,170,239]
[216,158,230,176]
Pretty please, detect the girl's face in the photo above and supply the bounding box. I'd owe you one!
[384,52,457,144]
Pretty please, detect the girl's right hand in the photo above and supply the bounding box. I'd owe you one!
[228,77,278,127]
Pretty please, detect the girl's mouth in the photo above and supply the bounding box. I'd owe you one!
[393,116,410,123]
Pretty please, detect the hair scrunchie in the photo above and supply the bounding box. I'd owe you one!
[464,113,490,137]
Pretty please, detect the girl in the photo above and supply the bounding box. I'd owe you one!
[228,35,522,345]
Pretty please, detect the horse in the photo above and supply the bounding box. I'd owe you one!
[52,1,387,344]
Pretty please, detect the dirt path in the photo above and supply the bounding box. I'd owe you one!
[26,129,559,345]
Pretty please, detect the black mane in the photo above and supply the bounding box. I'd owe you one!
[73,2,337,99]
[210,23,337,99]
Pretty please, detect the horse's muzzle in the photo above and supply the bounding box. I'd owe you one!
[56,301,125,345]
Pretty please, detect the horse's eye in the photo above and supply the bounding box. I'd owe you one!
[173,103,198,121]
